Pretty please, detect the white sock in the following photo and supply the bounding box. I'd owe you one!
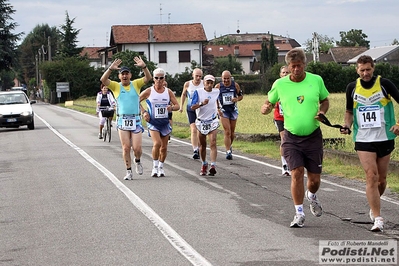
[159,161,164,169]
[194,147,199,151]
[153,160,159,168]
[281,156,287,166]
[307,191,316,200]
[295,205,305,215]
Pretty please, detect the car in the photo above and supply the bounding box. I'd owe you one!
[0,90,36,130]
[11,86,28,95]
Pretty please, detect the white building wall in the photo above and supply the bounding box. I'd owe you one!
[119,43,203,75]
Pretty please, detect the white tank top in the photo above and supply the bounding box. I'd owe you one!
[187,80,204,107]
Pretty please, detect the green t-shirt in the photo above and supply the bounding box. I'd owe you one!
[268,72,329,136]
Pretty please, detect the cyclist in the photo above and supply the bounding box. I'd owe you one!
[96,84,116,139]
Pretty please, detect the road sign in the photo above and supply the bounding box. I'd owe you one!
[56,82,70,92]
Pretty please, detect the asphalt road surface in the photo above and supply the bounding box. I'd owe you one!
[1,102,398,266]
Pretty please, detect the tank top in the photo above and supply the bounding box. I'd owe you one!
[353,75,396,142]
[117,82,140,115]
[187,80,204,108]
[218,81,237,113]
[146,86,170,127]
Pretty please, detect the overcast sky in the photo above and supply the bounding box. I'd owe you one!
[10,0,399,48]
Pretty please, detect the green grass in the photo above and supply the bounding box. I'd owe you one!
[62,93,399,193]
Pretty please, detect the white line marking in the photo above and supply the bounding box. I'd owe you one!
[35,114,213,266]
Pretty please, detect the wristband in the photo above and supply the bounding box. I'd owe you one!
[142,66,147,69]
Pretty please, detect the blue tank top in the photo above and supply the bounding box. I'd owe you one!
[218,81,237,113]
[117,82,140,115]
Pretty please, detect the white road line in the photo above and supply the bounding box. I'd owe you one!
[35,114,213,266]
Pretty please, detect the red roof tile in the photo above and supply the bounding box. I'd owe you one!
[111,23,207,44]
[80,47,112,59]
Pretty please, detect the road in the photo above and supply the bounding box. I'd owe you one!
[1,102,398,266]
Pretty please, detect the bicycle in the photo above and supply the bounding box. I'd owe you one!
[99,106,115,142]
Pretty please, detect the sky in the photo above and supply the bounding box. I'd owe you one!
[10,0,399,49]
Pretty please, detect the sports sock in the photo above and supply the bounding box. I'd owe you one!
[295,205,305,216]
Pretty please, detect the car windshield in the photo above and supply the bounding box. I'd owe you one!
[0,93,28,105]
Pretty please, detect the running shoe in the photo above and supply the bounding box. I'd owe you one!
[168,135,171,143]
[98,133,103,139]
[193,149,200,159]
[209,165,217,176]
[370,217,384,232]
[124,169,133,180]
[151,167,158,177]
[306,190,323,217]
[290,214,305,228]
[369,209,375,222]
[135,162,143,175]
[158,167,165,177]
[200,163,208,176]
[226,151,233,160]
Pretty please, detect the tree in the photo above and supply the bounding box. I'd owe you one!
[268,35,278,66]
[0,0,22,72]
[392,39,399,45]
[214,54,243,75]
[303,33,335,53]
[260,39,269,74]
[336,29,370,48]
[18,24,59,86]
[56,11,83,59]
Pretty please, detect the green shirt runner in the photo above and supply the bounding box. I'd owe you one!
[268,72,329,136]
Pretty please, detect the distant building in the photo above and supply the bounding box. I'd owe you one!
[80,47,112,69]
[204,33,301,74]
[102,23,207,75]
[347,45,399,65]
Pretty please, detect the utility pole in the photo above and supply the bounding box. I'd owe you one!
[312,32,320,63]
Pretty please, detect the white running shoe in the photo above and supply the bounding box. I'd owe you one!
[370,217,384,232]
[124,170,133,180]
[306,190,323,217]
[151,167,158,177]
[135,162,143,175]
[158,167,165,177]
[290,214,305,228]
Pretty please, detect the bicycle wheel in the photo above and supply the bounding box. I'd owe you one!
[103,121,107,142]
[107,118,112,142]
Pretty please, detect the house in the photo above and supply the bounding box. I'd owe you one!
[204,33,301,74]
[103,23,207,75]
[347,45,399,65]
[328,47,368,65]
[80,47,112,69]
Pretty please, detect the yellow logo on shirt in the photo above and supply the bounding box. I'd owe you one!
[297,96,304,104]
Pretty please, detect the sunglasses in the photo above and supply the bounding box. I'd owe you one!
[154,76,164,80]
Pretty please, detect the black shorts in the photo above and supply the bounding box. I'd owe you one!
[274,120,284,133]
[186,107,197,124]
[282,127,323,174]
[355,140,395,158]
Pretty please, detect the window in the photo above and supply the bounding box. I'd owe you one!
[138,51,145,56]
[159,51,167,63]
[179,50,191,63]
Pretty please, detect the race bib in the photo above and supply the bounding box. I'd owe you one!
[278,102,284,116]
[357,105,381,128]
[222,92,234,105]
[121,115,137,130]
[154,103,168,119]
[195,118,220,135]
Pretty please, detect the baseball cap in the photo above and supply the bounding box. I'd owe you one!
[203,75,215,81]
[119,66,131,73]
